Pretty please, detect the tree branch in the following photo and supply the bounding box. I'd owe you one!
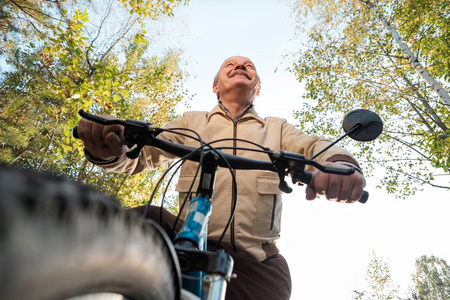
[8,0,63,29]
[85,0,114,74]
[384,133,430,159]
[363,19,448,132]
[387,164,450,189]
[99,16,139,63]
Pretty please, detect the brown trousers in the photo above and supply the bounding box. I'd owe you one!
[131,206,291,300]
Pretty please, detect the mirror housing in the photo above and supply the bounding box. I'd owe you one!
[342,109,383,142]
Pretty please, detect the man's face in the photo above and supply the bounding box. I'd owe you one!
[213,56,260,100]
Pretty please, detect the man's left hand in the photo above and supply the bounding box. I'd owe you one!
[305,161,366,203]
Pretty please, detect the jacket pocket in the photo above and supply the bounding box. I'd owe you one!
[253,177,282,238]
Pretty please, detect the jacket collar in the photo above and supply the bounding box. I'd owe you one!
[207,102,265,125]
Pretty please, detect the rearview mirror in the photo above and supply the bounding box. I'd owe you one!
[342,109,383,142]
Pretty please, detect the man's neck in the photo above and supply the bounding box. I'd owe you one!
[219,96,254,117]
[219,101,253,121]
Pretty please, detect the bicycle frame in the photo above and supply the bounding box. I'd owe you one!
[173,150,234,300]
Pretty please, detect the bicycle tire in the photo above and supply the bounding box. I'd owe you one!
[0,166,181,300]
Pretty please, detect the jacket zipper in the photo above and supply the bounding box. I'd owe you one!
[230,121,238,252]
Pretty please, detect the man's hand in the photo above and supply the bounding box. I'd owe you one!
[77,116,126,161]
[305,161,366,203]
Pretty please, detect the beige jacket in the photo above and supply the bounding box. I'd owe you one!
[100,104,359,262]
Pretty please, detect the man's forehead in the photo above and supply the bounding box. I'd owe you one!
[221,56,256,67]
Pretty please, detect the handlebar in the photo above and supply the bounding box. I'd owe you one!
[73,110,368,203]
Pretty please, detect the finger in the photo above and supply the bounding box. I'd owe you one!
[349,176,365,202]
[104,131,126,157]
[312,171,328,196]
[337,177,352,202]
[91,122,104,147]
[305,185,317,200]
[101,124,124,142]
[306,170,328,200]
[326,174,341,201]
[78,118,95,145]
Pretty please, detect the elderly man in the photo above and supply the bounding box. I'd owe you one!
[77,56,365,300]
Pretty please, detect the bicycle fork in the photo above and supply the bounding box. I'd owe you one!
[173,150,234,300]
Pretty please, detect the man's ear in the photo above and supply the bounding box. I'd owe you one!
[256,87,260,97]
[212,84,220,100]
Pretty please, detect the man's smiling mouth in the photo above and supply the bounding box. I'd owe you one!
[229,70,251,80]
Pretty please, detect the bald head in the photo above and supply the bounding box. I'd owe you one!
[213,56,261,100]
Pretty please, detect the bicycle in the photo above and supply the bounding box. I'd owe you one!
[0,109,382,300]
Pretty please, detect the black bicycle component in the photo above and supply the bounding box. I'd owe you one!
[74,109,164,159]
[310,109,383,160]
[151,138,276,171]
[342,109,383,142]
[196,150,220,199]
[310,125,362,160]
[175,247,233,279]
[269,151,308,193]
[359,191,369,203]
[74,110,371,203]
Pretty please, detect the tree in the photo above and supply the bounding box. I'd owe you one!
[353,252,400,300]
[0,0,189,209]
[354,254,450,300]
[287,0,450,198]
[410,255,450,299]
[0,0,56,55]
[355,252,401,300]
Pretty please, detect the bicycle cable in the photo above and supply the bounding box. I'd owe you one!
[143,131,272,251]
[142,127,205,230]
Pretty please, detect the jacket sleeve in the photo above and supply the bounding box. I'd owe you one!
[280,122,361,170]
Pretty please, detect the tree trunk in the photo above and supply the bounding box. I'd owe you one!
[360,0,450,110]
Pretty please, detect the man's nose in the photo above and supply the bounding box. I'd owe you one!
[234,63,246,70]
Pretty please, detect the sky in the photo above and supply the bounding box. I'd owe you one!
[156,1,450,299]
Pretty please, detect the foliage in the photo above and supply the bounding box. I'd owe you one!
[353,252,400,300]
[354,253,450,299]
[287,0,450,198]
[410,255,450,299]
[119,0,186,19]
[0,0,189,211]
[0,0,56,54]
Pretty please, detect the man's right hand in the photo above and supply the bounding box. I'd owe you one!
[77,116,126,161]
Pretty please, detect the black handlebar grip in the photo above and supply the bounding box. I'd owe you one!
[73,126,79,139]
[359,191,369,203]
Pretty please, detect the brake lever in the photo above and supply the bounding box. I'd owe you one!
[77,109,121,126]
[269,151,307,193]
[74,110,163,159]
[268,150,368,203]
[119,118,161,159]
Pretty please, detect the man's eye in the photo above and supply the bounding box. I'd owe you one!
[246,64,254,69]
